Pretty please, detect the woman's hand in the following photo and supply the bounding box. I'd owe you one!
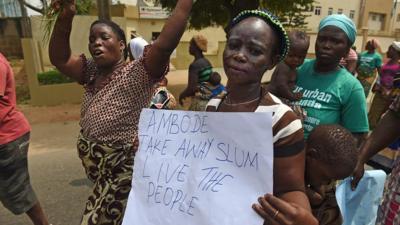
[351,161,365,190]
[50,0,76,18]
[132,137,139,155]
[252,194,318,225]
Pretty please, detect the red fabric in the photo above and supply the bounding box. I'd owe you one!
[0,53,30,145]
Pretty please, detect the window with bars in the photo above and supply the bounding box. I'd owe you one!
[350,10,355,19]
[328,8,333,15]
[315,6,322,15]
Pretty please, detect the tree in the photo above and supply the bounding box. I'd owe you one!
[96,0,111,20]
[159,0,314,29]
[261,0,314,28]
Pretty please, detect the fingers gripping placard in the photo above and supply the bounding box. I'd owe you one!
[122,109,274,225]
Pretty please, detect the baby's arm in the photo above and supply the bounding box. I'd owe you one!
[306,185,325,207]
[272,64,302,101]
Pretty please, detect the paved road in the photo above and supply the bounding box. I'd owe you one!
[0,121,92,225]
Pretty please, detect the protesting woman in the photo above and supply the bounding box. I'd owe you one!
[206,10,317,225]
[48,0,194,224]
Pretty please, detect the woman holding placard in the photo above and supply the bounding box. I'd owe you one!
[205,10,317,225]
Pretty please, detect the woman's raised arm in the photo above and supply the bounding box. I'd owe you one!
[145,0,194,79]
[49,0,85,83]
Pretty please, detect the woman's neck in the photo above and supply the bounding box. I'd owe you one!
[314,60,339,74]
[388,57,400,65]
[225,82,261,104]
[98,58,125,76]
[194,52,203,60]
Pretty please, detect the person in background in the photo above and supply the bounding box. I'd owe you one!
[48,0,194,224]
[352,95,400,225]
[369,41,400,130]
[150,77,177,110]
[0,52,50,225]
[179,34,214,110]
[193,71,226,106]
[339,46,358,74]
[295,14,369,144]
[128,36,149,61]
[254,124,358,225]
[357,39,383,97]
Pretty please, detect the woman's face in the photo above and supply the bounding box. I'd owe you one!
[223,17,279,86]
[315,26,350,67]
[88,23,125,68]
[387,46,398,59]
[189,39,197,55]
[366,41,375,52]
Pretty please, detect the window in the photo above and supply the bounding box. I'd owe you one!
[350,10,355,19]
[338,9,343,14]
[397,14,400,22]
[372,14,377,21]
[315,6,321,15]
[328,8,333,15]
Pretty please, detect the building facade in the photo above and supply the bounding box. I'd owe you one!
[305,0,361,32]
[358,0,395,34]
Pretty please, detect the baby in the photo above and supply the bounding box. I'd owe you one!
[254,124,358,225]
[196,71,226,100]
[267,30,310,102]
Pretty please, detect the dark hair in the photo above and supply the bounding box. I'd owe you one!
[227,9,289,61]
[209,72,221,86]
[288,30,310,45]
[307,124,358,176]
[90,20,128,60]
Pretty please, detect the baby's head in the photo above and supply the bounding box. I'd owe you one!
[306,124,358,187]
[209,72,222,86]
[284,30,310,69]
[223,10,289,85]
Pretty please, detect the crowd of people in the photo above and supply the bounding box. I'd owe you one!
[2,0,400,224]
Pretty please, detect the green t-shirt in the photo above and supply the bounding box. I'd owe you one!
[357,51,382,78]
[296,59,369,138]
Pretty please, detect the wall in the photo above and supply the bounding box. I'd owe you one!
[0,18,23,58]
[21,38,84,106]
[171,41,225,70]
[305,0,361,32]
[360,0,393,32]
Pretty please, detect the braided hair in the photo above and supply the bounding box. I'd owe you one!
[227,9,290,62]
[90,20,128,60]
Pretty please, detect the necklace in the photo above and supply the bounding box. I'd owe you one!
[223,96,260,106]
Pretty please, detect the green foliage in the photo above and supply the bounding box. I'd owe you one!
[159,0,314,29]
[160,0,231,29]
[262,0,314,28]
[37,69,74,85]
[16,83,30,104]
[42,0,94,44]
[76,0,95,15]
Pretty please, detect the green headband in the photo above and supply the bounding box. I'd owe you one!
[230,9,289,62]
